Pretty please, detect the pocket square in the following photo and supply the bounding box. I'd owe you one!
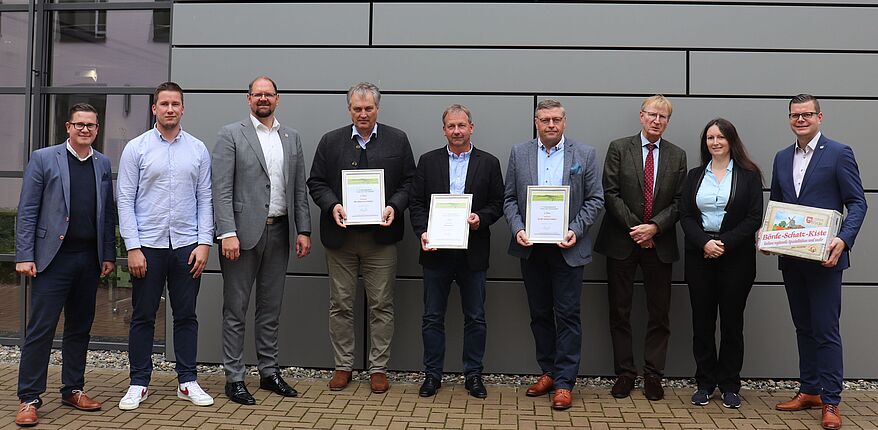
[569,163,582,175]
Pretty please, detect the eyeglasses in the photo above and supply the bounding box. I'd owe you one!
[536,117,564,125]
[69,122,98,131]
[789,112,819,120]
[249,92,277,99]
[642,111,669,122]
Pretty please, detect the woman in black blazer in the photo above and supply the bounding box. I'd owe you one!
[680,118,763,409]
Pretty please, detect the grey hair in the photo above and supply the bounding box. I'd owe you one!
[535,99,565,117]
[347,82,381,107]
[442,104,473,124]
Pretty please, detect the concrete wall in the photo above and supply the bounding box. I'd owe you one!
[169,2,877,378]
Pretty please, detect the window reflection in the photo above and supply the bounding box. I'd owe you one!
[0,12,28,87]
[49,94,152,170]
[50,262,167,344]
[0,95,25,171]
[0,178,20,255]
[0,262,20,339]
[50,10,169,86]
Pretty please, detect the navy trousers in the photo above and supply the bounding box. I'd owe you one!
[782,266,844,405]
[17,247,100,404]
[128,244,200,386]
[421,252,487,379]
[520,245,583,390]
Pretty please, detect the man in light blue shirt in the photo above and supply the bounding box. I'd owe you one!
[116,82,215,411]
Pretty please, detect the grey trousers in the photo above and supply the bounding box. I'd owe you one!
[326,229,397,374]
[221,222,290,382]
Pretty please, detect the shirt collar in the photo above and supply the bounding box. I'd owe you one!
[796,131,821,153]
[538,135,565,154]
[351,123,378,140]
[447,142,473,159]
[65,139,94,161]
[640,132,662,147]
[250,114,280,132]
[152,125,183,143]
[706,158,734,172]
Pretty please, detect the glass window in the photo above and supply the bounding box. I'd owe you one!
[48,94,153,170]
[0,262,20,339]
[51,262,167,344]
[50,10,169,87]
[0,12,28,87]
[0,178,20,254]
[0,95,25,171]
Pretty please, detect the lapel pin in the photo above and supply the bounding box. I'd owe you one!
[284,133,288,138]
[819,145,824,149]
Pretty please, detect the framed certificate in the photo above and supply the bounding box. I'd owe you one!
[525,185,570,244]
[426,194,473,249]
[341,169,385,225]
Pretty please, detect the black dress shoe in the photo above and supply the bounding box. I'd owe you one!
[225,381,256,405]
[611,375,635,399]
[643,374,664,401]
[419,375,441,397]
[465,374,488,399]
[260,373,298,397]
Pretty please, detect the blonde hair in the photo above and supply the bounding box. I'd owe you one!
[640,95,673,117]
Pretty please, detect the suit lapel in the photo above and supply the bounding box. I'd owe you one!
[628,136,645,192]
[562,140,573,186]
[653,139,673,202]
[798,135,828,198]
[527,139,539,186]
[242,120,269,175]
[92,152,104,217]
[55,146,71,212]
[463,147,477,193]
[279,126,292,182]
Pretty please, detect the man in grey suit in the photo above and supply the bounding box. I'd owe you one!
[504,99,604,410]
[594,95,687,401]
[212,76,312,405]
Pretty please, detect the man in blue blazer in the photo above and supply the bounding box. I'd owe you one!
[770,94,867,430]
[504,99,604,410]
[14,103,116,427]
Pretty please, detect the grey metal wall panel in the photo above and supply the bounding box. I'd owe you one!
[375,4,878,51]
[168,274,365,369]
[172,3,370,46]
[691,52,878,97]
[171,48,686,94]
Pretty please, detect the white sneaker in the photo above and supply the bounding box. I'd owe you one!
[178,380,214,406]
[119,385,148,410]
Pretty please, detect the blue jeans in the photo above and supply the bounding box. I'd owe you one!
[18,247,99,403]
[421,253,487,378]
[128,244,200,386]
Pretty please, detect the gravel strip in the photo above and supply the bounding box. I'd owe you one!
[2,345,876,391]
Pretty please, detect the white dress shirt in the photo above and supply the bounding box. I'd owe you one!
[793,132,821,197]
[251,115,287,217]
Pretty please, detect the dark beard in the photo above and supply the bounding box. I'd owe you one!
[255,107,273,118]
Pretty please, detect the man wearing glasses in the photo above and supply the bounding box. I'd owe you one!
[14,103,116,426]
[212,76,311,405]
[771,94,866,430]
[307,82,416,394]
[504,99,604,410]
[595,95,687,402]
[117,82,214,410]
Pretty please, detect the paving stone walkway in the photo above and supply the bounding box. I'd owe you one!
[1,365,876,429]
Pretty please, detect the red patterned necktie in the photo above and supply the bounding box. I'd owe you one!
[643,143,656,222]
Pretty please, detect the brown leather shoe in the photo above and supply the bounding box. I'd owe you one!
[370,373,390,394]
[643,375,664,401]
[552,389,573,410]
[776,392,823,411]
[611,375,635,398]
[822,404,842,430]
[526,373,554,397]
[62,390,102,411]
[15,401,39,427]
[329,370,352,391]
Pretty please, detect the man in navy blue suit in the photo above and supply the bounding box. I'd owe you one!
[770,94,867,430]
[14,103,117,427]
